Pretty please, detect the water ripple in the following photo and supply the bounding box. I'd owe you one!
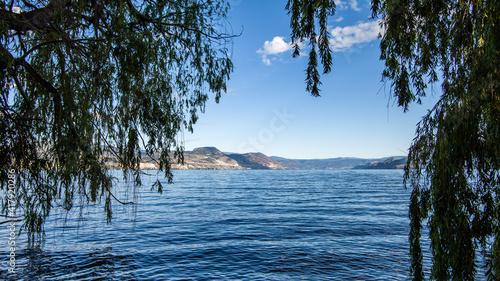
[0,170,427,280]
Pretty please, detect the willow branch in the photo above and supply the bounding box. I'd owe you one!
[0,219,23,225]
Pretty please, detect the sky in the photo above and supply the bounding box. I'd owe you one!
[183,0,439,159]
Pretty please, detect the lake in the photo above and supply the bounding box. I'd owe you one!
[1,170,422,280]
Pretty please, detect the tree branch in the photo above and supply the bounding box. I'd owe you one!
[123,0,236,41]
[0,0,71,33]
[0,219,23,225]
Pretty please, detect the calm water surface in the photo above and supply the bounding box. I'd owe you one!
[2,170,420,280]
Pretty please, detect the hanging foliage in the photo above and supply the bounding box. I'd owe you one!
[0,0,234,243]
[372,0,500,279]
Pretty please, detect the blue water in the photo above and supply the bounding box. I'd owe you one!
[2,170,417,280]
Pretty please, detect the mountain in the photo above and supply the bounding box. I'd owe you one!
[170,147,243,170]
[353,157,407,169]
[167,147,284,170]
[137,146,406,170]
[271,157,382,170]
[270,157,312,169]
[228,152,284,169]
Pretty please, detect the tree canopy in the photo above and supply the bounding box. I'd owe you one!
[0,0,336,243]
[287,0,499,279]
[371,0,500,279]
[0,0,233,242]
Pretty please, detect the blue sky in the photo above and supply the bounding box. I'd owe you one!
[184,0,439,159]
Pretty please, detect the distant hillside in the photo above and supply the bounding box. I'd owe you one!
[137,146,407,170]
[228,153,284,169]
[168,147,284,170]
[270,157,312,169]
[272,157,382,170]
[170,147,243,170]
[353,157,407,169]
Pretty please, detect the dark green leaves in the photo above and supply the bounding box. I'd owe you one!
[0,0,234,242]
[286,0,335,97]
[374,0,500,279]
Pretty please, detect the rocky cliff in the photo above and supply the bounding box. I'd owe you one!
[170,147,243,170]
[166,147,284,170]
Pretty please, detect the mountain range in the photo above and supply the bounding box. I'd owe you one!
[139,147,407,170]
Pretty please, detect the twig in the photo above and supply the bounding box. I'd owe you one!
[0,219,23,225]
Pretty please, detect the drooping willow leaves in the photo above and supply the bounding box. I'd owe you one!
[372,0,500,279]
[286,0,336,96]
[0,0,234,243]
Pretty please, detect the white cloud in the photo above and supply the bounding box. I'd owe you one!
[335,0,346,9]
[257,21,384,66]
[349,0,361,11]
[262,57,272,66]
[333,16,344,22]
[335,0,362,11]
[257,36,293,55]
[257,36,294,66]
[329,20,383,52]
